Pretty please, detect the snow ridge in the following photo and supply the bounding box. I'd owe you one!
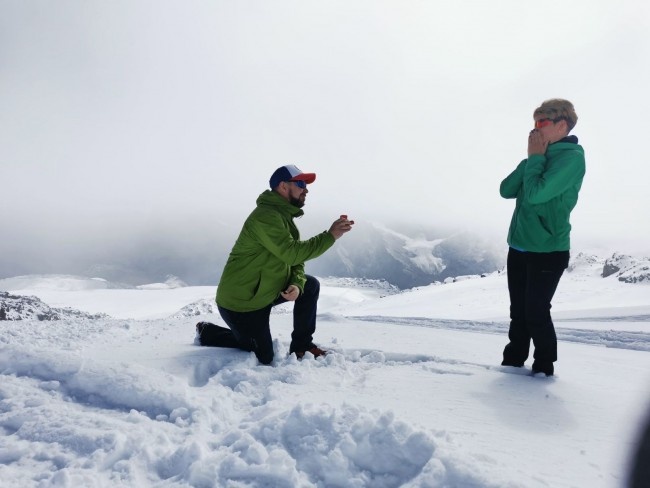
[170,299,218,318]
[0,291,109,321]
[343,315,650,352]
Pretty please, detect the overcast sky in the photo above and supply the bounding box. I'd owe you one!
[2,0,650,279]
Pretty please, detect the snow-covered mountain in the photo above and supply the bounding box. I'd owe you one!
[136,275,189,290]
[31,226,649,292]
[601,253,650,283]
[0,274,133,291]
[2,252,647,322]
[0,224,506,289]
[307,223,504,289]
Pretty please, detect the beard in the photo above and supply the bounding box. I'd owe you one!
[289,196,305,208]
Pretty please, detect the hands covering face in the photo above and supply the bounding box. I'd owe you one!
[528,129,549,157]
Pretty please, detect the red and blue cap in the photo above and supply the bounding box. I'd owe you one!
[269,164,316,189]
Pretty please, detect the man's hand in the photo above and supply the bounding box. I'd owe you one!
[528,129,549,157]
[281,285,300,301]
[329,215,355,240]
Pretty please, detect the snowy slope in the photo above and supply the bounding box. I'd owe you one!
[1,268,650,487]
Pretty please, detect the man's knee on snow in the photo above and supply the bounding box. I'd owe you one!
[256,351,274,365]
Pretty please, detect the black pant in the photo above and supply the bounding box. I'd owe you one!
[502,248,569,367]
[201,275,320,364]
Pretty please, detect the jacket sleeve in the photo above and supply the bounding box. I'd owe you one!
[249,211,335,267]
[500,160,526,199]
[289,263,307,293]
[522,150,585,204]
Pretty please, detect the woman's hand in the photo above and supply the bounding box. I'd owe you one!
[528,129,549,156]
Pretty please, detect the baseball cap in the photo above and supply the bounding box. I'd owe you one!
[269,164,316,189]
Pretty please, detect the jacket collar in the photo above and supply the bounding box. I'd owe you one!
[553,135,579,145]
[256,190,304,218]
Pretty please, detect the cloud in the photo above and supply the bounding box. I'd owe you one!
[1,0,650,281]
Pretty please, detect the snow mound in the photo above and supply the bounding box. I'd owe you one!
[235,402,442,487]
[0,274,132,291]
[170,298,218,318]
[319,276,400,295]
[0,291,110,321]
[137,275,189,290]
[566,252,605,277]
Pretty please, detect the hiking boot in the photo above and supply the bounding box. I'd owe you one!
[295,344,327,359]
[195,321,208,338]
[531,361,554,377]
[501,359,525,368]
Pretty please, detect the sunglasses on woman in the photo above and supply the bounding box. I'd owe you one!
[534,117,566,129]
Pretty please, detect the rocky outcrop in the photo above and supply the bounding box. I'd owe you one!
[602,254,650,283]
[0,291,109,321]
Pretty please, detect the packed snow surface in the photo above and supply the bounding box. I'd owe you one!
[1,259,649,487]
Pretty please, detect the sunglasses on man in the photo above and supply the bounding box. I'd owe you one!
[289,180,307,189]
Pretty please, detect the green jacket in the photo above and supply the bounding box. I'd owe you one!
[500,139,585,253]
[216,190,335,312]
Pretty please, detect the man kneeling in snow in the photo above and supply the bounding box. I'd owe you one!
[196,164,354,364]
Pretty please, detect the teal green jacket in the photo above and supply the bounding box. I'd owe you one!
[216,190,335,312]
[500,139,585,253]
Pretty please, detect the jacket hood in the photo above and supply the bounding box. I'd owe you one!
[549,135,579,147]
[547,138,584,157]
[256,190,304,218]
[558,135,578,144]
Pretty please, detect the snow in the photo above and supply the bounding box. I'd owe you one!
[372,223,446,275]
[1,265,650,487]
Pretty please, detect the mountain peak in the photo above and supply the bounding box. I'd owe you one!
[602,253,650,283]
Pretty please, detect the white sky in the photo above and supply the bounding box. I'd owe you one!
[2,0,650,269]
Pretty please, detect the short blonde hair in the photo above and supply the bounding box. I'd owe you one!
[533,99,578,132]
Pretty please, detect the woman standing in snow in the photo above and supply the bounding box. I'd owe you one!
[499,99,586,376]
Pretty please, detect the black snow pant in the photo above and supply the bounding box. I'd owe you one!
[502,248,569,369]
[198,275,320,365]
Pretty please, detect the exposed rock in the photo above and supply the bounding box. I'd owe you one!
[602,253,650,283]
[0,291,110,321]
